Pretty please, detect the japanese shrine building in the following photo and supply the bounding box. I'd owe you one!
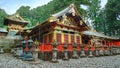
[3,13,29,36]
[29,4,91,44]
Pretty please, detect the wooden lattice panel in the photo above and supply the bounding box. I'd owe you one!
[43,35,47,43]
[48,33,53,43]
[76,36,80,44]
[56,33,61,43]
[64,34,68,43]
[71,35,74,44]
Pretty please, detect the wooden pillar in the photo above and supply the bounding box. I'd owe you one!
[61,32,64,43]
[53,31,56,41]
[47,34,49,44]
[68,32,71,44]
[74,34,76,43]
[80,35,82,44]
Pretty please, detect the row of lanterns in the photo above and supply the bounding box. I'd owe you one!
[19,37,120,62]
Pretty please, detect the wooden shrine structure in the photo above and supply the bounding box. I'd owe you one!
[3,13,29,36]
[26,4,93,60]
[29,4,90,45]
[3,13,29,53]
[29,4,119,52]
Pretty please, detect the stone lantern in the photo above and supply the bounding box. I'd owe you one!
[99,46,104,56]
[33,39,40,61]
[109,46,113,55]
[51,40,58,63]
[80,45,86,58]
[104,46,108,56]
[118,46,119,54]
[24,37,34,61]
[72,42,79,59]
[95,45,99,57]
[107,46,111,55]
[116,46,120,55]
[88,46,93,58]
[19,39,26,59]
[114,46,117,55]
[112,46,117,55]
[63,43,69,60]
[118,46,120,54]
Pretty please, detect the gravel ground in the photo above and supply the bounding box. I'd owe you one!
[0,53,120,68]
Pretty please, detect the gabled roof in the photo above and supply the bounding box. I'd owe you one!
[52,4,80,17]
[4,13,29,27]
[51,4,91,31]
[52,4,76,17]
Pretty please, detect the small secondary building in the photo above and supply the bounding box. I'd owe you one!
[3,13,29,36]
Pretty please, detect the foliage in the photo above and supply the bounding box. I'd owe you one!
[104,0,120,36]
[87,0,101,30]
[0,8,7,27]
[16,6,31,27]
[86,0,120,37]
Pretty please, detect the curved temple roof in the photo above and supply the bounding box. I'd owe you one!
[4,13,29,27]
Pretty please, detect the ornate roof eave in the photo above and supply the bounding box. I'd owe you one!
[4,17,29,26]
[5,16,29,23]
[4,13,29,27]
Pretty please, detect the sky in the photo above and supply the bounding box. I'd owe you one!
[0,0,107,15]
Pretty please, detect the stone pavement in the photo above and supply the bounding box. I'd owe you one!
[0,53,120,68]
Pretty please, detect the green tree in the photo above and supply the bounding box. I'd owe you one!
[87,0,101,31]
[0,8,7,27]
[105,0,120,36]
[16,6,32,27]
